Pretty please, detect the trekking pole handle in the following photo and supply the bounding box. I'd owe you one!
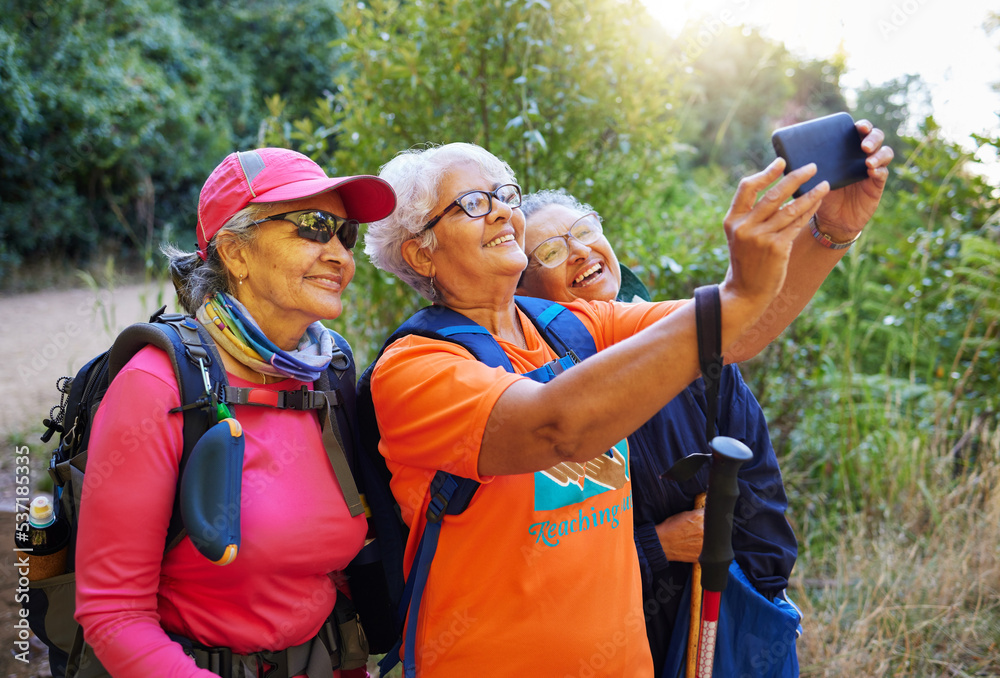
[698,436,752,592]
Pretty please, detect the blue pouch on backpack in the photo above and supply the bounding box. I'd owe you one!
[663,561,802,678]
[179,418,244,566]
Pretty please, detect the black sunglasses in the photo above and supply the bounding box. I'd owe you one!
[251,210,360,249]
[421,183,522,232]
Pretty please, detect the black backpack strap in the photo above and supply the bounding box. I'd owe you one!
[108,310,228,553]
[694,285,723,440]
[222,385,332,410]
[315,368,364,518]
[169,589,364,677]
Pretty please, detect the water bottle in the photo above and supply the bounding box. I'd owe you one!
[25,496,69,581]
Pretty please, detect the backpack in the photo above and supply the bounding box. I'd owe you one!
[24,307,370,678]
[354,296,598,677]
[662,561,802,678]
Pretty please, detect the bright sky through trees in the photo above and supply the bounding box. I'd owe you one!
[643,0,1000,178]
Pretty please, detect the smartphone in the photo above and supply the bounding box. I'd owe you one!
[771,112,869,197]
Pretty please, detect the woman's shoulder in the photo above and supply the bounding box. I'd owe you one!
[115,343,183,392]
[376,332,477,369]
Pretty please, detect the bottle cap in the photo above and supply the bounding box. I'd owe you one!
[29,496,56,529]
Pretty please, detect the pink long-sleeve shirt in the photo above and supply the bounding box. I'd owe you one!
[75,345,367,677]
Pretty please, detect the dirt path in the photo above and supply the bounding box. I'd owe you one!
[1,282,175,439]
[0,282,175,509]
[0,283,175,676]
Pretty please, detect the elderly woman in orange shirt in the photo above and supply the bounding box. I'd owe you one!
[363,134,891,676]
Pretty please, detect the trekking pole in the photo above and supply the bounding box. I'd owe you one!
[692,436,752,677]
[686,492,706,678]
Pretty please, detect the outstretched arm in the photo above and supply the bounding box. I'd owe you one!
[480,162,827,477]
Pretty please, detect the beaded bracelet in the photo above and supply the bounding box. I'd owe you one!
[810,215,861,250]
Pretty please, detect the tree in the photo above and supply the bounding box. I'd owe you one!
[269,0,686,354]
[853,73,931,155]
[0,0,350,284]
[329,0,681,201]
[0,0,255,280]
[177,0,349,123]
[668,23,850,177]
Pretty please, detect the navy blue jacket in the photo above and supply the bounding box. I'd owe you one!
[630,364,797,675]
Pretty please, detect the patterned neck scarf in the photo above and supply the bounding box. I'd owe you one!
[196,292,339,382]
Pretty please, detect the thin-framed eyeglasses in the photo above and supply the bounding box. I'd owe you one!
[421,183,522,232]
[528,212,604,268]
[251,210,361,249]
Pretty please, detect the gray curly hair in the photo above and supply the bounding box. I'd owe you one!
[519,189,596,223]
[364,143,518,301]
[161,202,278,314]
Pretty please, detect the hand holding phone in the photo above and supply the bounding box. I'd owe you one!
[771,112,869,198]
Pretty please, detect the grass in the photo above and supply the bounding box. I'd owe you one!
[792,423,1000,676]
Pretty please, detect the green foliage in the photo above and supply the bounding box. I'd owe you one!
[853,74,931,154]
[616,164,732,303]
[669,24,850,178]
[0,0,349,285]
[0,0,253,279]
[266,0,687,358]
[741,113,1000,564]
[3,0,998,596]
[329,0,682,202]
[177,0,347,123]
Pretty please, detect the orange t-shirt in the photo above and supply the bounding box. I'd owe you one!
[371,298,685,677]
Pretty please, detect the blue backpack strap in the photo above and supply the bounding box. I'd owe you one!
[396,305,516,370]
[389,470,480,676]
[383,299,595,371]
[515,296,598,363]
[366,301,598,677]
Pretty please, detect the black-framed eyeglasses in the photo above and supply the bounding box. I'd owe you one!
[421,183,522,232]
[251,210,360,249]
[528,212,604,268]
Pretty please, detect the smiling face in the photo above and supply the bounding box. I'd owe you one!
[221,190,355,349]
[411,161,528,304]
[518,204,622,304]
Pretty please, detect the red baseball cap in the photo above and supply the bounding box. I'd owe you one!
[196,148,397,258]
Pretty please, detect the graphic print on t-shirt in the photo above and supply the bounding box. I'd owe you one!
[534,438,629,511]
